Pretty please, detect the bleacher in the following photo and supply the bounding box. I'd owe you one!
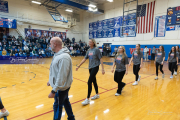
[0,34,89,57]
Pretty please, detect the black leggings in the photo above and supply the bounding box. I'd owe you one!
[133,64,140,81]
[175,59,180,72]
[0,98,4,109]
[168,62,176,75]
[87,66,99,98]
[156,62,164,76]
[114,71,126,94]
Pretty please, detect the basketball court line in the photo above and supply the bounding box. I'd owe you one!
[25,64,155,120]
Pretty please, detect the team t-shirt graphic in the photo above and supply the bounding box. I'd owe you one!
[116,57,122,64]
[157,53,162,58]
[170,53,174,58]
[134,53,138,58]
[89,52,94,59]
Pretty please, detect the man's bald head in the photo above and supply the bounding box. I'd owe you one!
[51,37,62,46]
[50,37,63,52]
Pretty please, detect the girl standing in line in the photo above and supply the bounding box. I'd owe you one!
[174,46,180,75]
[0,97,9,118]
[111,46,129,96]
[154,46,165,80]
[167,46,179,79]
[129,44,143,85]
[76,39,105,105]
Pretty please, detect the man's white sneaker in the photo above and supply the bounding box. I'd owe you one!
[82,98,90,105]
[91,94,100,100]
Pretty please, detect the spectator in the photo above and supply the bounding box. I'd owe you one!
[144,46,149,61]
[71,49,75,57]
[0,44,2,51]
[24,45,29,52]
[19,49,24,56]
[72,37,75,44]
[38,49,42,57]
[23,39,27,46]
[70,46,73,51]
[114,46,118,55]
[3,34,7,40]
[34,45,38,52]
[12,46,16,51]
[14,49,19,56]
[29,45,33,52]
[17,46,21,52]
[32,42,35,48]
[45,48,50,57]
[151,46,156,60]
[7,45,12,53]
[2,49,7,56]
[32,49,37,56]
[10,49,15,56]
[2,38,6,43]
[41,49,45,56]
[26,50,30,57]
[2,42,7,49]
[76,48,80,56]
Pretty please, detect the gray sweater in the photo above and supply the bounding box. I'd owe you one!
[49,47,73,92]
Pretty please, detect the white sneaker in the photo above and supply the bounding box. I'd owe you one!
[0,110,9,118]
[82,98,90,105]
[170,75,173,79]
[115,93,121,96]
[162,74,165,78]
[154,77,158,80]
[91,94,100,100]
[174,72,177,76]
[138,75,141,82]
[132,81,138,85]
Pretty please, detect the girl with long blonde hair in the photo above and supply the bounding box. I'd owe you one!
[129,44,143,85]
[111,46,129,96]
[76,39,105,105]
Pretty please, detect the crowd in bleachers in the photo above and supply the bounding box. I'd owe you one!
[0,34,89,57]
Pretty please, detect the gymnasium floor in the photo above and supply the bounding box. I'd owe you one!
[0,56,180,120]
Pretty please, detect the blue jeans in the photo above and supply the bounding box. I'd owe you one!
[53,88,75,120]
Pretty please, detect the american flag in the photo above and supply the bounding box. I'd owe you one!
[136,1,156,34]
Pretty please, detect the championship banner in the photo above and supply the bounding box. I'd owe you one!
[0,1,8,13]
[0,17,16,29]
[167,6,180,25]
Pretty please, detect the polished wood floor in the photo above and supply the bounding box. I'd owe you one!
[0,56,180,120]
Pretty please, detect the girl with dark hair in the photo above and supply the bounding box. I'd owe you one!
[76,39,105,105]
[129,44,143,85]
[174,46,180,75]
[154,46,165,80]
[111,46,129,96]
[167,46,179,79]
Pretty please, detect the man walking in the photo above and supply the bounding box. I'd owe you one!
[47,37,75,120]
